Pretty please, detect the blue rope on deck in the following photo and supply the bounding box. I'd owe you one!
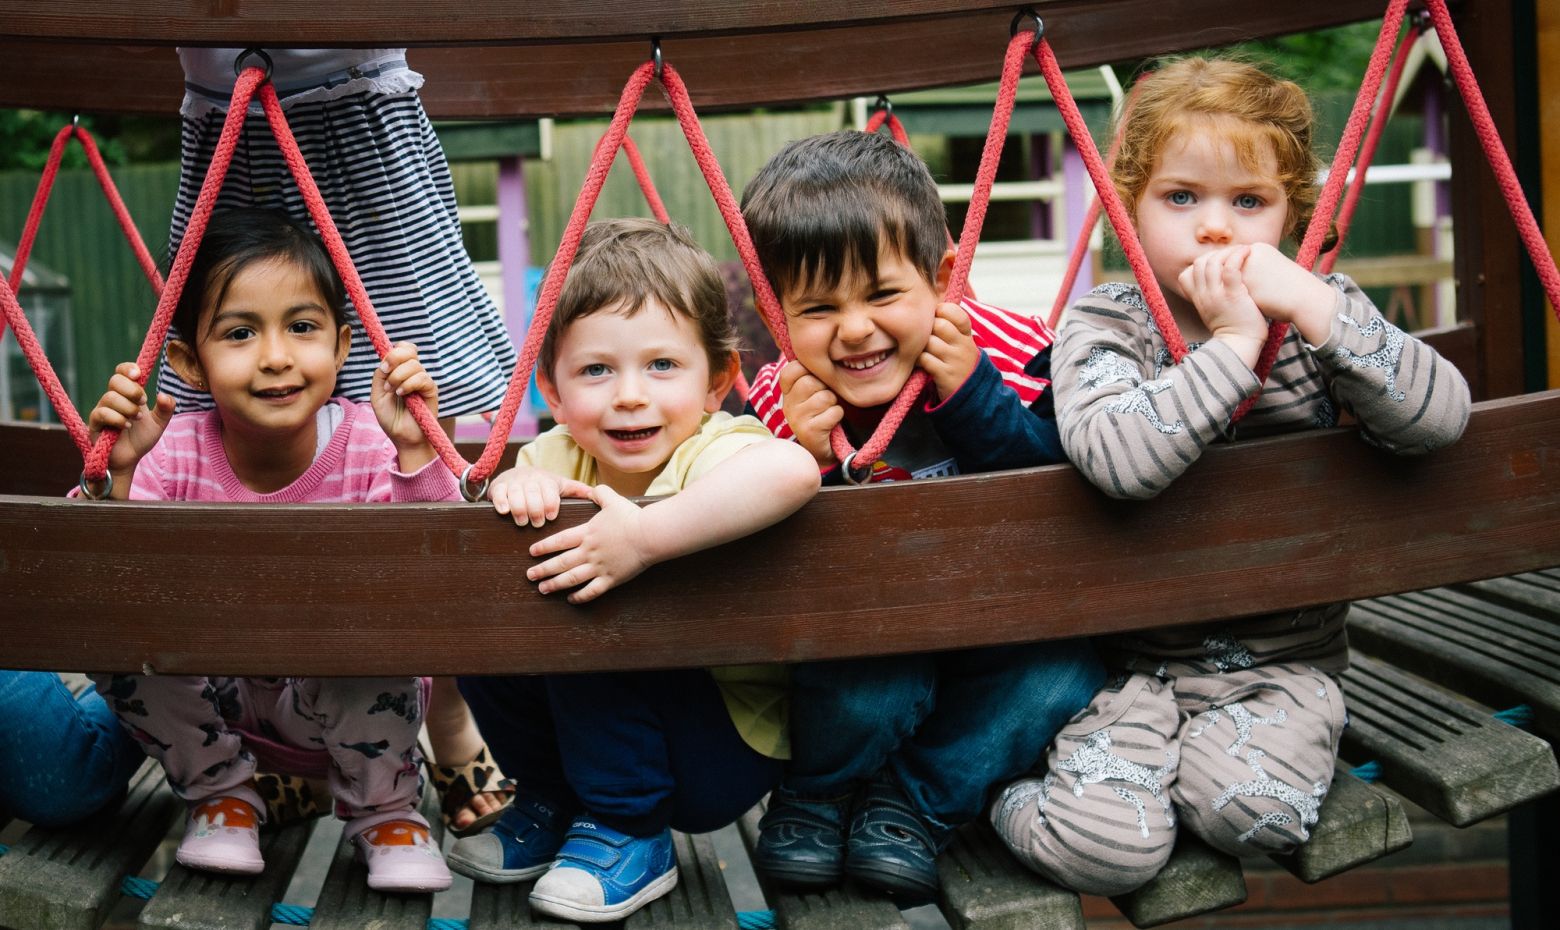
[271,903,313,925]
[0,843,9,856]
[121,876,159,900]
[1493,705,1534,728]
[737,909,777,929]
[1350,760,1382,783]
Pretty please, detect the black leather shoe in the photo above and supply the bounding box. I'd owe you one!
[844,776,942,901]
[752,790,851,889]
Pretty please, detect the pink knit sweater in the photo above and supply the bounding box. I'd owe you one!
[119,398,459,503]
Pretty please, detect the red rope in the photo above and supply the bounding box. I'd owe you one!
[1029,36,1187,363]
[1320,22,1422,275]
[1424,0,1560,315]
[1048,75,1145,329]
[254,83,463,476]
[1230,0,1410,421]
[620,134,672,224]
[864,108,912,147]
[78,69,272,480]
[475,63,658,481]
[618,131,751,404]
[4,123,162,342]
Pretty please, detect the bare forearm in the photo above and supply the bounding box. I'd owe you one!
[637,440,820,565]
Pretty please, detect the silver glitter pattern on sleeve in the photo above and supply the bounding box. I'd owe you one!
[1333,311,1407,402]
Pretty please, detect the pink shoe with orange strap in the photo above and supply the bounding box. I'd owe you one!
[351,814,453,893]
[176,794,266,875]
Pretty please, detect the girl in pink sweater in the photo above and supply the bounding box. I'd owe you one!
[84,208,456,892]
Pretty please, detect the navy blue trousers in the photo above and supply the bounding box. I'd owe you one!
[459,669,783,836]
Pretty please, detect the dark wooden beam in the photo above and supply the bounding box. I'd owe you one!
[1448,0,1527,399]
[4,390,1558,677]
[0,0,1389,117]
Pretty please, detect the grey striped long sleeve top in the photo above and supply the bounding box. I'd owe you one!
[1053,275,1471,675]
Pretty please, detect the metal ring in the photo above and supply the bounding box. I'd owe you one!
[459,464,490,503]
[839,451,873,486]
[650,37,664,80]
[78,470,112,500]
[71,113,81,130]
[1009,7,1045,50]
[233,47,275,81]
[872,94,893,117]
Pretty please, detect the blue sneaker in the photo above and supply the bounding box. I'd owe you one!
[844,775,944,901]
[528,818,678,923]
[447,795,570,883]
[752,789,851,889]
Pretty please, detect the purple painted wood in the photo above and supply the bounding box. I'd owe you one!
[1060,138,1094,310]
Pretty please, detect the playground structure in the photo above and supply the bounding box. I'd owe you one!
[0,2,1557,928]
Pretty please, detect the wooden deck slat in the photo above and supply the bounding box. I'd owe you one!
[4,390,1560,677]
[1274,769,1412,884]
[1458,570,1560,618]
[1108,834,1246,929]
[1350,589,1560,738]
[0,760,182,930]
[1338,655,1560,827]
[623,832,737,930]
[468,879,580,930]
[137,819,320,930]
[935,824,1083,930]
[308,792,443,930]
[0,1,1390,117]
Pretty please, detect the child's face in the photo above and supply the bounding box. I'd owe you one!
[170,257,350,441]
[1136,128,1290,316]
[540,301,732,496]
[780,243,952,409]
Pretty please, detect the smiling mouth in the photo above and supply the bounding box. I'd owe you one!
[606,427,661,442]
[837,350,893,371]
[253,386,303,399]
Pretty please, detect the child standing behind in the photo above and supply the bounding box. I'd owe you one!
[84,207,456,892]
[991,58,1470,895]
[740,131,1103,900]
[449,219,819,922]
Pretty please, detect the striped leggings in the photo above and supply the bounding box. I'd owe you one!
[991,664,1347,895]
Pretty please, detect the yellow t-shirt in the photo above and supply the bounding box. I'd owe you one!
[518,412,791,759]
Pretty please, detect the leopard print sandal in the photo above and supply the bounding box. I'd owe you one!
[423,743,516,838]
[253,771,328,826]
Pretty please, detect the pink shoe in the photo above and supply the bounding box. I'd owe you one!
[353,818,453,893]
[176,795,265,875]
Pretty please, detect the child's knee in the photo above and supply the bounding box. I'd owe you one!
[795,657,934,733]
[1171,679,1344,856]
[990,674,1180,894]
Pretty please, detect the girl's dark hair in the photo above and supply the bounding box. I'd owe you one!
[171,208,350,344]
[740,130,950,299]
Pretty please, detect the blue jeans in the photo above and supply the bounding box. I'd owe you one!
[0,671,146,827]
[459,669,783,836]
[785,639,1103,836]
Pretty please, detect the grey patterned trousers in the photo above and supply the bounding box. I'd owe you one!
[991,664,1346,895]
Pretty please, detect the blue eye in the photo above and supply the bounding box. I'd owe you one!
[649,358,676,372]
[1168,191,1194,206]
[582,363,609,377]
[1235,193,1263,210]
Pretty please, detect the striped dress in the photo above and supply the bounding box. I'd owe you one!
[158,49,517,419]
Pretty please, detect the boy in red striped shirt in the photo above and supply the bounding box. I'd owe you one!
[740,130,1102,899]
